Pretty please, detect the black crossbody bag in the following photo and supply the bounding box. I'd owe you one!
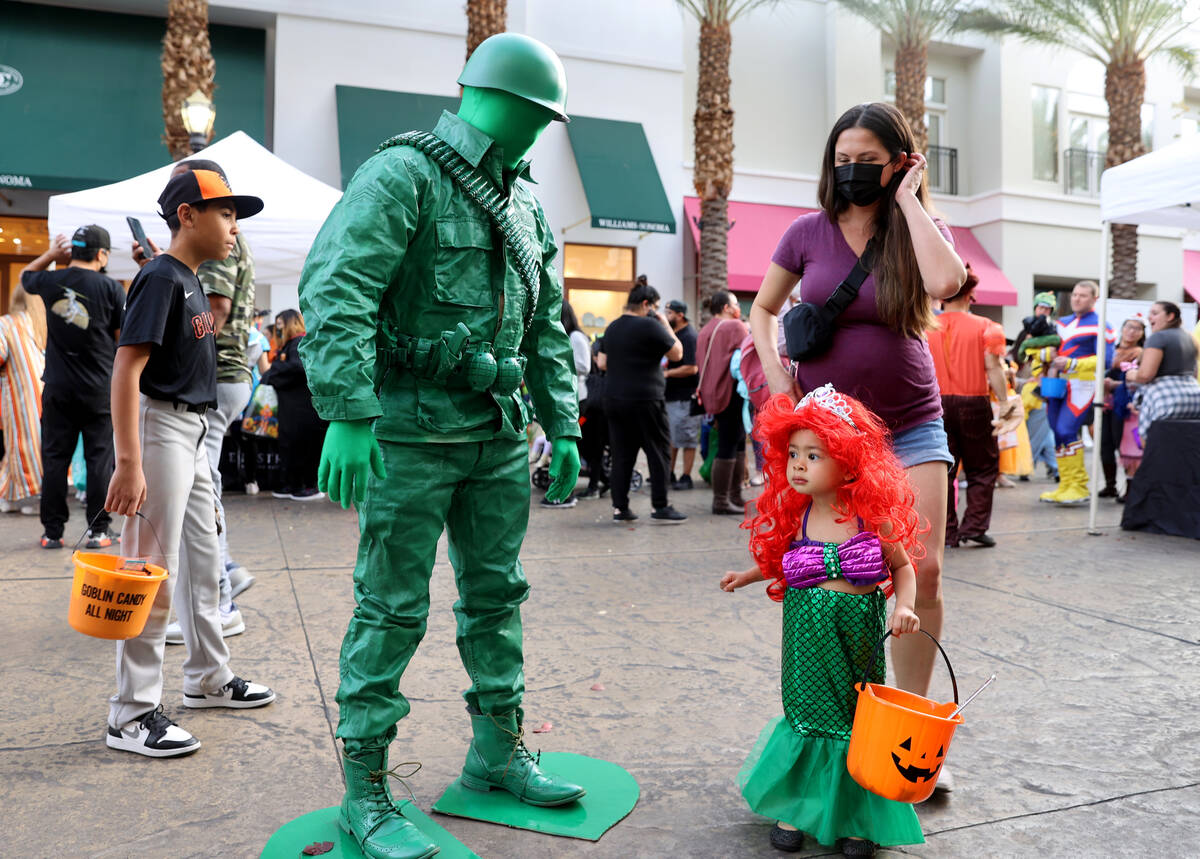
[782,238,877,362]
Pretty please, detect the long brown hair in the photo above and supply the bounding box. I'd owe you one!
[818,102,937,340]
[275,309,306,344]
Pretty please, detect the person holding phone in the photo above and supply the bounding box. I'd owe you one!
[20,226,126,549]
[747,102,966,792]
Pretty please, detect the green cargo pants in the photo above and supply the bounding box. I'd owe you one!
[335,438,531,749]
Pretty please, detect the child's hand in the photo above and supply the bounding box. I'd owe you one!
[720,568,759,592]
[105,463,147,518]
[889,606,920,635]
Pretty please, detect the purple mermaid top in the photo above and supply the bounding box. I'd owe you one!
[782,507,889,590]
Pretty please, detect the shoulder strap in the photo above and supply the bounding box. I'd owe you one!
[822,237,878,318]
[377,131,541,334]
[697,319,726,387]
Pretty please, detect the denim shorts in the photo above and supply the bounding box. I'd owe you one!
[890,416,954,468]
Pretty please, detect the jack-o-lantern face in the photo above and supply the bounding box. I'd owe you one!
[891,737,944,783]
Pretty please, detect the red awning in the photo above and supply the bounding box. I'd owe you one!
[684,196,1018,306]
[684,197,816,293]
[948,227,1018,306]
[1184,250,1200,303]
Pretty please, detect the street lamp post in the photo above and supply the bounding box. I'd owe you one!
[181,89,216,154]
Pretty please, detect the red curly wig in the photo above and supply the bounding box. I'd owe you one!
[746,392,925,601]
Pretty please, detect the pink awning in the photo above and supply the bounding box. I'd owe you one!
[684,197,816,293]
[684,196,1018,305]
[946,227,1018,306]
[1184,250,1200,303]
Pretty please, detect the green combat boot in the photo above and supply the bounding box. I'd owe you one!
[460,709,586,807]
[340,747,440,859]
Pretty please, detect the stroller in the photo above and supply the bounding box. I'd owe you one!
[531,440,643,493]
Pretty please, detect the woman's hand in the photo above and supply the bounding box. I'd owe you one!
[765,362,802,400]
[720,567,762,592]
[890,606,920,635]
[894,152,927,203]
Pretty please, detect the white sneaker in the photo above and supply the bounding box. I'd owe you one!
[227,564,256,598]
[106,705,200,758]
[244,481,259,496]
[0,499,12,513]
[164,605,246,645]
[19,503,38,515]
[182,676,275,709]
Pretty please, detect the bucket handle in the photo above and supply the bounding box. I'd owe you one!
[859,630,959,705]
[71,510,166,562]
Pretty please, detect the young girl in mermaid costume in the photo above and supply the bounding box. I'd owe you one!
[721,385,925,857]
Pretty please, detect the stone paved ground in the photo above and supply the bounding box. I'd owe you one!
[2,471,1197,857]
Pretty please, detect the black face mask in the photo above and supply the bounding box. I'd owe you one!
[835,162,887,206]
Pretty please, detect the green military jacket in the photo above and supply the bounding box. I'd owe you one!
[200,232,255,385]
[298,112,580,444]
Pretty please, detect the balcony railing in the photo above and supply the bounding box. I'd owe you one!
[1064,148,1104,197]
[926,145,958,195]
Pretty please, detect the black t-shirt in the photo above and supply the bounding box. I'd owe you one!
[599,314,675,401]
[664,323,699,401]
[119,254,217,407]
[21,267,125,394]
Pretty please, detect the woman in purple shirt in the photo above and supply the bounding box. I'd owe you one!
[749,103,965,782]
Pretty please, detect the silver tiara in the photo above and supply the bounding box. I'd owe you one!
[796,383,857,429]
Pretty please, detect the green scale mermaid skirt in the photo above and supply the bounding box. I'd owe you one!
[738,587,924,848]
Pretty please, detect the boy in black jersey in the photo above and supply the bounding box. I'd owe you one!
[103,169,275,757]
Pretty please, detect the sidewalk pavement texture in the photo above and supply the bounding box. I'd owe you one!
[2,474,1197,857]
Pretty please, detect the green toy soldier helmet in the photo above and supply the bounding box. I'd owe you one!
[458,32,570,122]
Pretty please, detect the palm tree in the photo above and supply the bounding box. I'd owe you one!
[466,0,507,61]
[161,0,215,161]
[677,0,782,317]
[835,1,963,154]
[956,1,1198,298]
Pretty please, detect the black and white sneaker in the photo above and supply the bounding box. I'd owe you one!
[650,505,688,524]
[182,676,276,709]
[539,495,577,509]
[106,705,200,758]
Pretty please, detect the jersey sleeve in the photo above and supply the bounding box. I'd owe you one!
[119,275,175,347]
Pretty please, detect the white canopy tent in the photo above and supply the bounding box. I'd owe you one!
[47,131,342,298]
[1088,134,1200,533]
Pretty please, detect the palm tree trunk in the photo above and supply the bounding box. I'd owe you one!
[894,38,927,155]
[694,18,734,320]
[161,0,215,161]
[1105,58,1146,300]
[466,0,507,61]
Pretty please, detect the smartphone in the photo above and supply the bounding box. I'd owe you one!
[126,216,155,259]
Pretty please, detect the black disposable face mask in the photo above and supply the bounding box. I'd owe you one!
[834,162,887,206]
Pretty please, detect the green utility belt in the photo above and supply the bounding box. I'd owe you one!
[378,322,526,395]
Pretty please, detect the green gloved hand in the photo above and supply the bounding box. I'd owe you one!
[318,419,386,509]
[545,437,581,503]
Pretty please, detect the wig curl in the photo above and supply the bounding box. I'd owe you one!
[745,393,925,601]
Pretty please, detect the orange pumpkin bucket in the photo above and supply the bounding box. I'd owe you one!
[67,514,168,640]
[846,630,964,803]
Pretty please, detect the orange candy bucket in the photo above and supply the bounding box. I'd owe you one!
[67,552,167,640]
[846,630,964,803]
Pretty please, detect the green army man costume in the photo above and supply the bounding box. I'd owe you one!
[298,33,585,859]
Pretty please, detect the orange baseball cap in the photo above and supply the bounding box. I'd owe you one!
[157,168,264,221]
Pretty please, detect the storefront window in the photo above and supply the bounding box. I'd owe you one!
[563,243,636,339]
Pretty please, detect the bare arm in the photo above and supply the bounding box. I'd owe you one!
[984,352,1010,404]
[654,311,684,362]
[1125,347,1162,385]
[664,363,698,379]
[208,294,232,334]
[595,350,607,371]
[751,263,803,397]
[720,565,766,592]
[257,352,270,374]
[895,153,966,300]
[105,344,152,517]
[882,539,920,635]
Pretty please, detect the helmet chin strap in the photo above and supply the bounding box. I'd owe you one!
[458,86,555,172]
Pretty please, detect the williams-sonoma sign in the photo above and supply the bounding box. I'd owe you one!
[0,174,33,188]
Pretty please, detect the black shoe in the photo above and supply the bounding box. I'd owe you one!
[579,485,602,500]
[1116,492,1126,504]
[840,838,877,857]
[650,505,687,524]
[769,824,805,852]
[961,533,996,547]
[671,474,694,491]
[612,507,638,522]
[1018,474,1031,482]
[539,495,577,509]
[106,705,200,758]
[1097,486,1118,498]
[39,534,64,549]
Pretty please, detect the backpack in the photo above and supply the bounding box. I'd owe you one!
[737,332,775,411]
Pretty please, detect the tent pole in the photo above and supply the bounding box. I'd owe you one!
[1087,220,1111,536]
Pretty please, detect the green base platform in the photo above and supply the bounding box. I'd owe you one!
[432,752,639,842]
[261,803,478,859]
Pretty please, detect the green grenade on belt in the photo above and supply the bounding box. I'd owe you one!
[464,351,498,392]
[494,356,524,395]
